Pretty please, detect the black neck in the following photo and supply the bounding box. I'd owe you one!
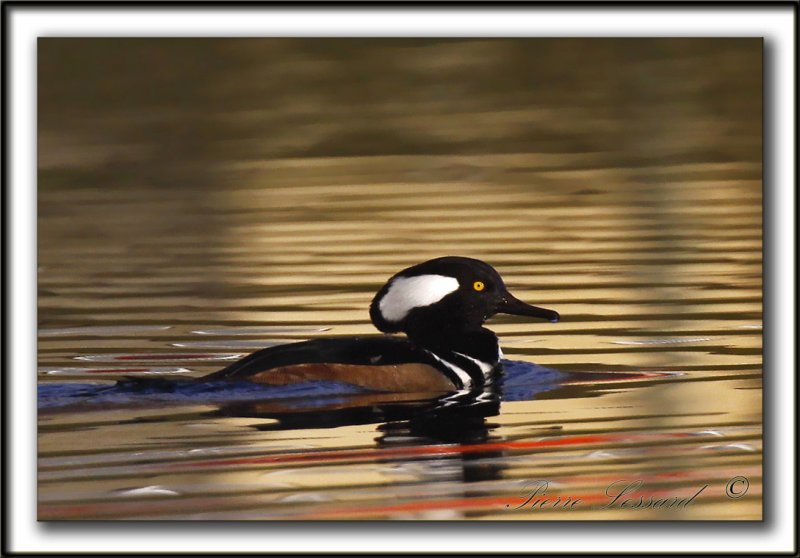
[407,326,501,368]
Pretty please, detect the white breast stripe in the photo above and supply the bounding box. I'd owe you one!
[453,351,495,375]
[424,350,472,389]
[379,274,459,322]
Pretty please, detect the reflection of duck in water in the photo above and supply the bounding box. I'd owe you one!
[215,385,509,490]
[205,256,560,392]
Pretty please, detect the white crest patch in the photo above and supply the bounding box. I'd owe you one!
[378,274,459,322]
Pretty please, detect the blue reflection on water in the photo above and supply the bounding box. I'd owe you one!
[499,360,571,402]
[38,359,568,409]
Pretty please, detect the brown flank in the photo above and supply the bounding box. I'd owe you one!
[247,363,457,393]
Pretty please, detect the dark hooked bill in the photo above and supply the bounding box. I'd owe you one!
[497,292,560,323]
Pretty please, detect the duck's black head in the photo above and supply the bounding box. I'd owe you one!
[369,256,559,345]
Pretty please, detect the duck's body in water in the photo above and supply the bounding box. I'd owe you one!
[203,256,560,392]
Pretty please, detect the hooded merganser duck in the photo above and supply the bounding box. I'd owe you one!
[203,257,560,392]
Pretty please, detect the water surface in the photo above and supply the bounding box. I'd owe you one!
[38,38,762,520]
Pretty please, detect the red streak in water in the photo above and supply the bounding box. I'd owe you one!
[178,435,606,469]
[177,432,690,470]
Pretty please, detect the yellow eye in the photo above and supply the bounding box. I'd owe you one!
[473,281,485,292]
